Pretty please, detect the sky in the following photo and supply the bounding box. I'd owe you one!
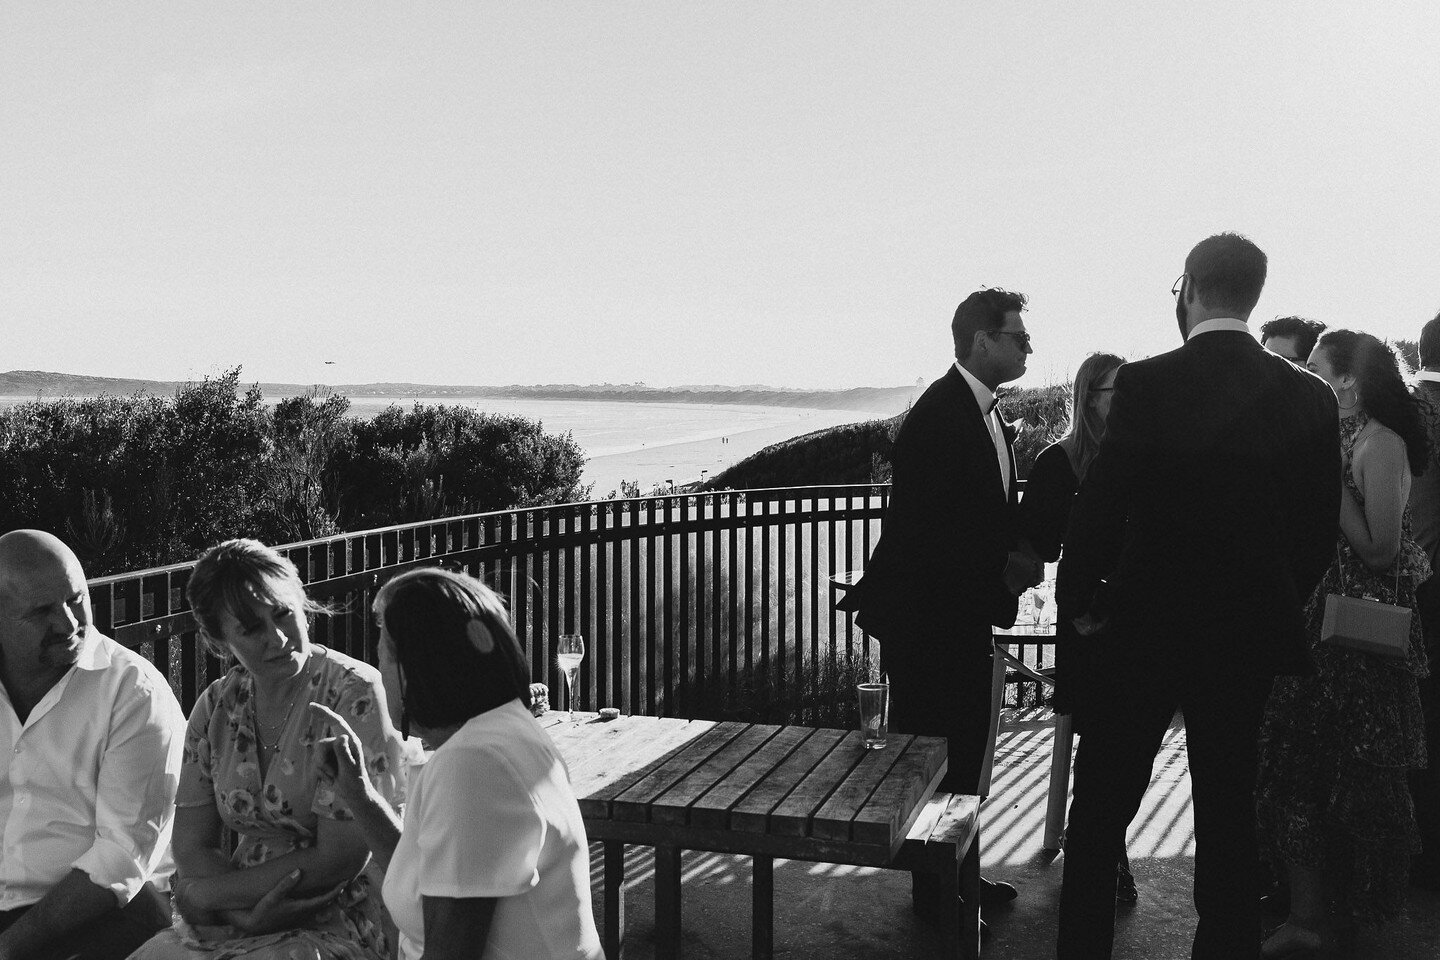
[4,2,1439,390]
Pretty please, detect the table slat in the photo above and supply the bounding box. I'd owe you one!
[560,715,689,793]
[610,722,748,822]
[766,730,869,837]
[850,736,948,846]
[570,719,718,819]
[688,725,816,830]
[810,735,914,842]
[729,728,847,833]
[649,723,783,826]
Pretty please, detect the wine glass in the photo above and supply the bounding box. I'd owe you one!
[557,634,585,722]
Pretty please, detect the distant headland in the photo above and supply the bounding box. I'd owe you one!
[0,371,920,414]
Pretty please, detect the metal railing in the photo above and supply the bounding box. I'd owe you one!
[86,483,1053,719]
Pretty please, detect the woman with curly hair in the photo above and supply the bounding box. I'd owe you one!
[1257,330,1431,957]
[130,539,408,960]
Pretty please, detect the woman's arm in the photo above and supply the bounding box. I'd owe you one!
[1342,429,1411,571]
[183,814,371,913]
[420,896,498,960]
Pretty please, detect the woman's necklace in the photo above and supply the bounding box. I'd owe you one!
[254,672,308,752]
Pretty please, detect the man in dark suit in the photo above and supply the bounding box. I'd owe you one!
[840,287,1041,917]
[1055,233,1340,959]
[1406,310,1440,889]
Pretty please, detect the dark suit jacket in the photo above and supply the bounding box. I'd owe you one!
[842,365,1020,648]
[1058,330,1340,679]
[1407,379,1440,569]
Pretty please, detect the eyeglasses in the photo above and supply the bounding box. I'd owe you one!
[990,331,1032,349]
[1171,274,1189,297]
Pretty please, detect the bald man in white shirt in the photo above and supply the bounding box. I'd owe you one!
[0,530,185,960]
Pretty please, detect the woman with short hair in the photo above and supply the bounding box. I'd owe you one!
[130,539,407,960]
[309,567,602,960]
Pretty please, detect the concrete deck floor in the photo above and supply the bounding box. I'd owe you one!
[585,708,1440,959]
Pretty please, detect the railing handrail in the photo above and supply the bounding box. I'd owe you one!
[84,484,900,588]
[83,481,1047,720]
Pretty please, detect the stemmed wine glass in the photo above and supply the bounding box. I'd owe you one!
[557,634,585,722]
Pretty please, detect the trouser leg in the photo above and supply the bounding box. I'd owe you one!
[1182,676,1271,960]
[1057,680,1175,960]
[883,632,993,796]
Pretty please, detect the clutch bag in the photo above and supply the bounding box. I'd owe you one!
[1321,592,1411,658]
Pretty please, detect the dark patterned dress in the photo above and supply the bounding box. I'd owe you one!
[1256,412,1431,923]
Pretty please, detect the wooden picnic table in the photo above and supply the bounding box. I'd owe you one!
[539,712,981,959]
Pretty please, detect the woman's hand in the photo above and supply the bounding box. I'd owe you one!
[223,869,346,936]
[308,702,373,809]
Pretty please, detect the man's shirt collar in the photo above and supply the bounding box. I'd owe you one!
[1187,317,1252,339]
[953,360,997,416]
[73,630,112,671]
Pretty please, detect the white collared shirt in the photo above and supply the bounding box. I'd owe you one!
[1187,317,1252,339]
[0,631,185,908]
[954,360,1011,495]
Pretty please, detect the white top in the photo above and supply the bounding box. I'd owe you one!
[0,631,185,907]
[954,360,1011,495]
[382,700,603,960]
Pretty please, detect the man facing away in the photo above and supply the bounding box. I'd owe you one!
[1055,234,1340,959]
[840,288,1041,921]
[1259,315,1325,366]
[0,530,185,960]
[1406,310,1440,889]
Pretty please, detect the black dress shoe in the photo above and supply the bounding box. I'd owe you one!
[978,877,1018,908]
[1115,863,1138,904]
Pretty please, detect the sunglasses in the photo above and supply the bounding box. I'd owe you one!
[990,331,1032,349]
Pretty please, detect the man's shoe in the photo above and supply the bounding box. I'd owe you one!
[978,877,1018,908]
[1115,863,1138,904]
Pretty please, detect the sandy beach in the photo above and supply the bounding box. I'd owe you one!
[582,407,881,497]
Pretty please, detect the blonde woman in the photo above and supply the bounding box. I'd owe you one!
[1016,352,1131,897]
[130,539,407,960]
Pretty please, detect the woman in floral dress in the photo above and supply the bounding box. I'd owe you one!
[1257,331,1431,958]
[129,539,409,960]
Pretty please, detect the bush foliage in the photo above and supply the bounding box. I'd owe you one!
[0,369,591,575]
[706,383,1071,490]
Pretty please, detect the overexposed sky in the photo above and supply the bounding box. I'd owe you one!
[4,2,1438,389]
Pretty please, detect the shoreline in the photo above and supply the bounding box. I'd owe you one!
[582,407,880,496]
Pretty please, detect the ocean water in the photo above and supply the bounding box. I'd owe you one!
[0,393,883,497]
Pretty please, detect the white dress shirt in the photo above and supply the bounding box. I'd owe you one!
[0,631,185,908]
[1188,317,1252,339]
[955,360,1011,496]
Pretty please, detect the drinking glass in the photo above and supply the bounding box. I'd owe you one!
[857,682,889,749]
[557,634,585,722]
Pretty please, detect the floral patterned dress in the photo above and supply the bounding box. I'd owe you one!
[1256,412,1431,923]
[131,646,408,960]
